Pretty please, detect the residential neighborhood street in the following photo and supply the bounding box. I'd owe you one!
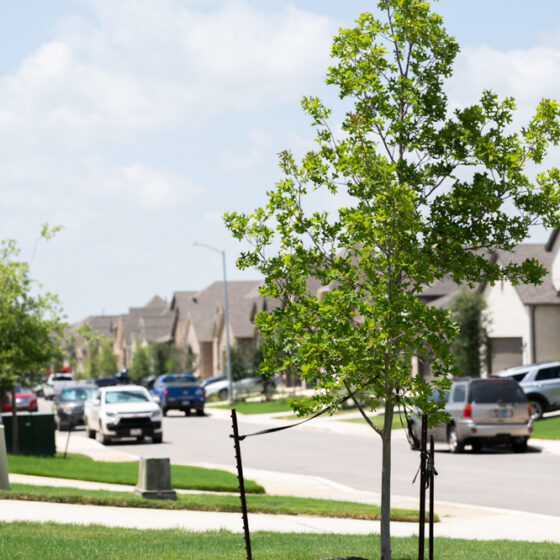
[62,406,560,518]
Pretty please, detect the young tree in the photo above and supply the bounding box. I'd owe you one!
[225,1,560,557]
[450,291,489,377]
[95,339,119,378]
[128,345,151,382]
[0,240,64,454]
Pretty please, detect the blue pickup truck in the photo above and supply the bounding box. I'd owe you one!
[150,374,206,416]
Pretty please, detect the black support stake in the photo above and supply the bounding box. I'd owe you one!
[230,408,252,560]
[429,433,435,560]
[418,413,428,560]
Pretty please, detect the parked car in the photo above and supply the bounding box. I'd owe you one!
[204,375,276,401]
[492,361,560,420]
[84,385,163,444]
[92,377,119,388]
[407,377,533,453]
[200,374,226,387]
[53,383,98,430]
[43,372,75,400]
[151,374,206,416]
[2,386,38,412]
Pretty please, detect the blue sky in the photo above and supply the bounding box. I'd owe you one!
[2,0,560,323]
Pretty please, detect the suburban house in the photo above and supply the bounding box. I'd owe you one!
[68,229,560,379]
[484,236,560,372]
[113,296,174,369]
[171,280,263,378]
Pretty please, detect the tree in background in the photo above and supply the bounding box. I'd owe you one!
[450,291,490,377]
[225,1,560,557]
[128,345,151,382]
[80,326,118,379]
[0,239,64,454]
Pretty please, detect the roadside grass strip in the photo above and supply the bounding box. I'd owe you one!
[345,412,409,431]
[6,454,265,494]
[1,523,559,560]
[533,415,560,440]
[0,484,429,522]
[212,398,297,415]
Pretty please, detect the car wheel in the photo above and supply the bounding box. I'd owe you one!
[152,435,162,444]
[218,388,228,401]
[513,438,528,453]
[184,408,191,416]
[407,421,420,450]
[448,425,464,454]
[196,408,204,417]
[136,435,144,443]
[96,427,110,445]
[528,398,545,421]
[85,420,95,439]
[471,440,482,453]
[162,407,168,417]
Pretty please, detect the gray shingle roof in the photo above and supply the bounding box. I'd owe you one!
[496,244,558,305]
[189,280,262,342]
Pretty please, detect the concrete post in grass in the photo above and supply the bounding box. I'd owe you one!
[0,425,10,490]
[134,456,176,500]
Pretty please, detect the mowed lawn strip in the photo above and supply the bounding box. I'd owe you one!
[533,415,560,440]
[1,523,559,560]
[6,454,264,494]
[0,483,429,522]
[346,412,409,431]
[212,398,297,415]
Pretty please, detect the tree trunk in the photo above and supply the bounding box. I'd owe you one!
[380,396,394,560]
[11,386,19,455]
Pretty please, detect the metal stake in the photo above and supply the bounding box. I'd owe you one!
[230,409,252,560]
[418,413,428,560]
[429,433,435,560]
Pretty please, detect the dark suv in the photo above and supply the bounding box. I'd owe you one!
[493,361,560,420]
[408,377,533,453]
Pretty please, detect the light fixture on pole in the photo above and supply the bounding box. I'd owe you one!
[193,241,234,404]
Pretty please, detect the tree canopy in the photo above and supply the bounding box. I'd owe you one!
[225,1,560,557]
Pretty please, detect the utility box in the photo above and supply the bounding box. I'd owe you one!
[135,456,177,500]
[1,412,56,457]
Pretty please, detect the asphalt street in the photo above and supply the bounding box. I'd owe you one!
[64,406,560,517]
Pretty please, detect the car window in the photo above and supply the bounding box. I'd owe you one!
[159,375,197,386]
[469,381,526,403]
[535,365,560,381]
[427,389,449,404]
[452,385,466,403]
[510,372,528,382]
[104,390,150,404]
[60,388,97,401]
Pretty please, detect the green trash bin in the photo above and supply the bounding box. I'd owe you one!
[1,412,56,456]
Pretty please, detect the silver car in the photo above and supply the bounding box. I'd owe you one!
[493,361,560,420]
[408,378,533,453]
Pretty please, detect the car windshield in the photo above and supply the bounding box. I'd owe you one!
[105,390,149,404]
[469,381,526,404]
[60,388,97,401]
[53,375,73,381]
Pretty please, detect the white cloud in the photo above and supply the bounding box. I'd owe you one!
[0,0,335,144]
[448,46,560,121]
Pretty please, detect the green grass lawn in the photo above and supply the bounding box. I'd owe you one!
[1,523,559,559]
[346,412,409,431]
[6,453,264,494]
[0,483,428,522]
[533,415,560,440]
[212,398,298,415]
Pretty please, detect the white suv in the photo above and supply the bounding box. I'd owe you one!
[493,362,560,420]
[84,385,163,444]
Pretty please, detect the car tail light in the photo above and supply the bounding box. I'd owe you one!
[203,388,206,399]
[463,403,472,418]
[528,403,532,417]
[163,389,168,398]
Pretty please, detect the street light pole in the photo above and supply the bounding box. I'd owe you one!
[193,242,234,404]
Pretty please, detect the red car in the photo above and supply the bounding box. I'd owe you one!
[2,385,38,412]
